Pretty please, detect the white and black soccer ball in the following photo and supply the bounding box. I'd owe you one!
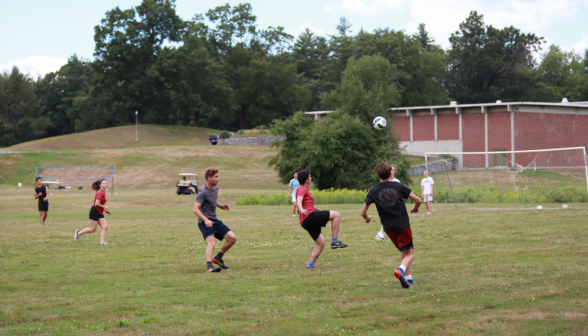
[373,116,387,130]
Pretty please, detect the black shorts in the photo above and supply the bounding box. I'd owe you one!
[301,210,330,241]
[38,200,49,212]
[89,206,104,221]
[198,220,232,241]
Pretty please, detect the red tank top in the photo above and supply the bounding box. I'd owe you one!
[93,189,107,214]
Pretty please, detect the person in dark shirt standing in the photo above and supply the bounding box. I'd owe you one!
[361,162,421,289]
[192,167,236,273]
[34,177,49,226]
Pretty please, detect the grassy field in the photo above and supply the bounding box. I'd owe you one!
[1,185,587,335]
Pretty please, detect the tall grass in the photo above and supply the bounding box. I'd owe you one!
[237,188,368,205]
[434,185,588,204]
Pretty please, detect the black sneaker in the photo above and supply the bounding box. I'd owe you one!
[331,241,348,249]
[207,266,222,273]
[212,258,229,269]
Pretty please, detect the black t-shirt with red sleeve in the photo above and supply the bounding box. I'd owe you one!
[365,181,412,231]
[93,189,107,214]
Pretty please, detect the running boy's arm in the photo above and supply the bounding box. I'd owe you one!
[430,183,434,195]
[409,192,422,213]
[360,203,372,223]
[296,195,307,216]
[193,202,213,227]
[34,190,41,199]
[216,201,230,211]
[43,186,48,201]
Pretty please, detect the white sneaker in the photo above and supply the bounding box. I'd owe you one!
[74,230,79,242]
[100,242,108,246]
[292,215,296,217]
[427,212,431,214]
[375,231,386,241]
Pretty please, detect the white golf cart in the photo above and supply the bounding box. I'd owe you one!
[176,173,198,195]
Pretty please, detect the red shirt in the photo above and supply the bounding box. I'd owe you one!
[93,189,107,214]
[296,186,315,225]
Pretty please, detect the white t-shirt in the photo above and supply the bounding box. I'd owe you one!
[421,177,434,194]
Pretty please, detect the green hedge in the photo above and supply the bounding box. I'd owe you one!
[434,185,588,204]
[237,185,588,205]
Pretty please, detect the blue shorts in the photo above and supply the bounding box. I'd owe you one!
[198,220,232,241]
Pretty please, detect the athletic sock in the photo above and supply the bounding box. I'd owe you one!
[307,261,315,268]
[332,237,339,243]
[405,274,413,280]
[399,264,407,272]
[215,251,224,260]
[207,261,213,269]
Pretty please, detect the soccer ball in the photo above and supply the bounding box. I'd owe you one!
[373,116,387,130]
[536,205,543,210]
[562,204,568,209]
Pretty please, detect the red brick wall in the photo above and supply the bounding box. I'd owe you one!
[514,112,588,166]
[462,114,485,152]
[413,115,435,141]
[389,116,410,141]
[437,114,459,140]
[488,113,512,166]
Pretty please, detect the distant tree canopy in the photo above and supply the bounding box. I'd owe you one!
[2,3,587,149]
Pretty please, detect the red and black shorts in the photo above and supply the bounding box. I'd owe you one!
[385,227,414,251]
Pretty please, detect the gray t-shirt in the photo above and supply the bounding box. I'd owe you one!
[195,185,219,222]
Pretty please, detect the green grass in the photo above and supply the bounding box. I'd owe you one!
[237,189,369,205]
[1,186,587,335]
[5,124,218,151]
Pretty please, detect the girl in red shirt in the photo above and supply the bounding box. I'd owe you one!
[74,179,111,245]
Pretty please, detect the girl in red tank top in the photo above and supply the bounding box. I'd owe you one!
[74,179,112,245]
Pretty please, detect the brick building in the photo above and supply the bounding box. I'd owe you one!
[306,100,588,167]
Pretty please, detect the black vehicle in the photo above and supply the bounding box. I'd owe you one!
[208,135,219,145]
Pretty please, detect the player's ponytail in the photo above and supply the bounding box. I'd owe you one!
[92,179,105,191]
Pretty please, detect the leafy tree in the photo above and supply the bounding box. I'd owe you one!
[445,11,544,103]
[0,67,49,146]
[205,3,308,129]
[89,0,185,124]
[415,23,434,50]
[269,112,411,190]
[399,30,449,106]
[36,55,89,136]
[322,55,400,122]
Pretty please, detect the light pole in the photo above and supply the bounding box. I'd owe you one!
[135,111,138,141]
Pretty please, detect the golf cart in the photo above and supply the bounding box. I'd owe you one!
[176,173,198,195]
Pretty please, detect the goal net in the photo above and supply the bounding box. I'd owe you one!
[424,147,588,209]
[36,165,115,191]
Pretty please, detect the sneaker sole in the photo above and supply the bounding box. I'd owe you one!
[394,270,410,288]
[207,268,222,273]
[331,245,348,249]
[213,261,228,270]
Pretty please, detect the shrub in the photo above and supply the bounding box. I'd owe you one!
[219,131,231,139]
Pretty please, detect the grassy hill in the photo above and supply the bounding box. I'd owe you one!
[0,125,285,190]
[6,125,218,151]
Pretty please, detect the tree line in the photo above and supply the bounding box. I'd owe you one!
[1,0,587,147]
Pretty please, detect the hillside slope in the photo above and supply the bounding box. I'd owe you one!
[0,145,283,190]
[6,125,218,151]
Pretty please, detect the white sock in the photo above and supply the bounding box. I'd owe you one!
[405,274,412,280]
[399,264,407,272]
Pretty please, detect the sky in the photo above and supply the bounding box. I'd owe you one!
[1,0,587,78]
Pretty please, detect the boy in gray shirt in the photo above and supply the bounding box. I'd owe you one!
[192,167,236,273]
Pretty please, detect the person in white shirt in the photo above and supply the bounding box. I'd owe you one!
[421,170,434,214]
[375,164,401,241]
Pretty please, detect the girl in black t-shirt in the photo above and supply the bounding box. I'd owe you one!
[34,177,49,226]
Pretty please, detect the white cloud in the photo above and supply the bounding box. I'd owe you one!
[0,56,67,79]
[323,0,408,17]
[565,33,588,54]
[407,0,584,48]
